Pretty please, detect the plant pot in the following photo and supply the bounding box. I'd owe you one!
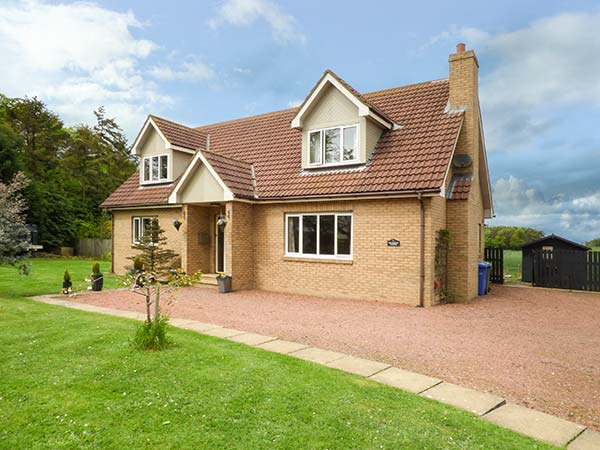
[62,280,72,294]
[217,275,232,294]
[91,274,103,291]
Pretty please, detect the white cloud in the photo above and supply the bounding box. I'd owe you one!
[0,1,214,138]
[149,62,215,82]
[286,99,302,108]
[209,0,305,45]
[430,13,600,151]
[491,176,600,240]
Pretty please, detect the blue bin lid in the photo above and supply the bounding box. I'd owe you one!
[478,261,490,268]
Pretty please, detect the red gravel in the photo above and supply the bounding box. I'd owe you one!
[72,284,600,430]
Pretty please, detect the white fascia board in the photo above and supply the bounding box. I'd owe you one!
[440,116,464,198]
[131,117,170,155]
[169,144,196,154]
[168,151,234,204]
[291,73,392,129]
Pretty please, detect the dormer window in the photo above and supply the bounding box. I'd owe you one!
[143,154,169,183]
[308,124,358,166]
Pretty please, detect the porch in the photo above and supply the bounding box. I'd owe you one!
[180,202,254,290]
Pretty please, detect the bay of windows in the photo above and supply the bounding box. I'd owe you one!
[309,125,357,166]
[143,154,169,183]
[286,213,352,258]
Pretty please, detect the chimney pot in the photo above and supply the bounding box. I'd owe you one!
[456,43,466,53]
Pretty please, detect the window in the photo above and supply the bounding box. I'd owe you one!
[133,217,158,245]
[286,213,352,259]
[142,154,169,183]
[308,125,358,166]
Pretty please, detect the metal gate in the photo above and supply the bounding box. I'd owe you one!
[484,248,504,284]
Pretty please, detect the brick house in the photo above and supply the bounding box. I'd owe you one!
[102,44,493,306]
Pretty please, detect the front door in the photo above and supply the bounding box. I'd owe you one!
[216,218,224,273]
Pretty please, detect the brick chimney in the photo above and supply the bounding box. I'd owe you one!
[448,43,480,174]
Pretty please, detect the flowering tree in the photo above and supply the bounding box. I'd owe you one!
[0,172,30,272]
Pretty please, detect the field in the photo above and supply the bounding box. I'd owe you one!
[503,250,522,282]
[0,258,555,449]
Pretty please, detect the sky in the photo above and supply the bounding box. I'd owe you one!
[1,0,599,242]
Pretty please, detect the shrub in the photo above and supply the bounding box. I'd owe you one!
[63,270,71,282]
[132,316,171,351]
[92,262,101,275]
[133,256,143,272]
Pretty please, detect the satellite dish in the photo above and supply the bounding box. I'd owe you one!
[452,154,472,168]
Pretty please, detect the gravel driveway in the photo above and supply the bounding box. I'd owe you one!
[73,284,600,430]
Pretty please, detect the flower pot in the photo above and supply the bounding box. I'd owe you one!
[62,280,72,295]
[91,274,103,291]
[217,275,232,294]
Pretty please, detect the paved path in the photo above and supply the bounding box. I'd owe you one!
[30,294,600,449]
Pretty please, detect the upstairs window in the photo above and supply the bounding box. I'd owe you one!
[142,154,169,183]
[285,212,352,259]
[309,124,358,166]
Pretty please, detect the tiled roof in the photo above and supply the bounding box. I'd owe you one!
[197,78,463,199]
[448,173,472,200]
[150,115,207,150]
[103,75,464,207]
[101,172,173,208]
[201,150,255,199]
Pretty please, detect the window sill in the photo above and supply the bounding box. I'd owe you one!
[283,256,353,265]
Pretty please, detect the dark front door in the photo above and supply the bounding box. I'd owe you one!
[216,221,224,273]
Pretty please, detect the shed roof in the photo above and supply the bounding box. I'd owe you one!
[521,234,590,251]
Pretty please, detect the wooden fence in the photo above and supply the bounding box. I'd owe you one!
[532,249,600,292]
[75,239,111,258]
[484,247,504,284]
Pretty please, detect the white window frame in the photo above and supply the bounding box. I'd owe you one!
[285,212,353,260]
[308,124,359,167]
[142,154,170,184]
[132,216,158,245]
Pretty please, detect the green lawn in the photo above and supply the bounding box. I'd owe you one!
[0,257,117,297]
[504,250,522,282]
[0,259,557,449]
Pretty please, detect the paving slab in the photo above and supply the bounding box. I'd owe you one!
[169,318,203,327]
[228,333,277,346]
[256,339,309,354]
[484,403,586,447]
[421,382,505,416]
[201,327,246,339]
[326,355,390,377]
[289,347,346,365]
[568,429,600,450]
[174,321,222,332]
[369,367,442,394]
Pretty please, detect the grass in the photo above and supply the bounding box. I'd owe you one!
[504,250,522,282]
[0,257,116,297]
[0,258,557,449]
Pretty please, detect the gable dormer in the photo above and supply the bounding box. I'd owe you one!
[131,115,206,186]
[291,70,395,170]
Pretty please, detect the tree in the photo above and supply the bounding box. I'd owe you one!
[485,226,544,249]
[585,238,600,248]
[0,172,30,271]
[0,95,136,249]
[119,220,201,351]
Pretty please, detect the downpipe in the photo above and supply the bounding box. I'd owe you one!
[418,192,425,308]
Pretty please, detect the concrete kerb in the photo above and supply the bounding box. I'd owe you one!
[28,294,595,448]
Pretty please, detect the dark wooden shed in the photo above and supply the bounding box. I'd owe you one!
[521,234,590,283]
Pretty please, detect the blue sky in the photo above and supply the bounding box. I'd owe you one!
[1,0,599,241]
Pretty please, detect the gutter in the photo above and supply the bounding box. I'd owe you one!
[418,192,425,308]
